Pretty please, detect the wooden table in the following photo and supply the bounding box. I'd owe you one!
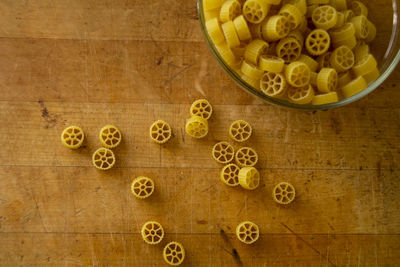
[0,0,399,266]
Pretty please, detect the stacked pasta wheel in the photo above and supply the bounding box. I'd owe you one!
[203,0,379,105]
[185,99,213,138]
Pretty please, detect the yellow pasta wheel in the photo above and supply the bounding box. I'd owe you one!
[206,18,225,45]
[329,45,355,72]
[229,120,252,142]
[312,5,338,30]
[238,167,260,190]
[149,120,172,144]
[329,22,355,42]
[243,0,271,24]
[351,1,368,17]
[288,30,304,46]
[204,0,225,11]
[262,15,291,42]
[297,16,309,33]
[212,141,235,164]
[259,55,285,73]
[61,126,84,149]
[298,54,319,72]
[307,5,318,18]
[363,67,380,84]
[317,68,338,93]
[354,42,369,62]
[141,221,164,245]
[308,0,329,4]
[131,176,155,199]
[92,147,116,170]
[330,0,347,11]
[352,54,377,77]
[310,72,318,87]
[333,12,345,28]
[287,84,315,104]
[305,29,331,56]
[185,115,208,138]
[332,35,357,49]
[220,163,240,186]
[342,9,354,22]
[241,74,261,90]
[260,72,287,97]
[236,221,260,244]
[99,125,122,149]
[317,52,332,69]
[312,91,339,105]
[204,8,220,21]
[341,76,367,98]
[220,0,242,23]
[282,0,307,15]
[338,71,353,87]
[272,182,296,204]
[244,39,269,64]
[285,61,311,87]
[216,43,236,66]
[264,0,281,4]
[276,37,302,62]
[250,23,264,39]
[232,43,248,58]
[163,241,185,266]
[233,15,252,41]
[365,20,376,43]
[190,99,213,120]
[279,4,303,30]
[350,15,369,39]
[241,60,264,79]
[236,147,258,167]
[222,21,241,48]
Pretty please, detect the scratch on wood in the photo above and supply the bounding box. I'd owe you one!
[164,64,193,86]
[219,229,243,267]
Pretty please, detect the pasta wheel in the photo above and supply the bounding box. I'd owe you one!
[236,221,259,244]
[276,37,302,62]
[131,176,155,199]
[312,91,339,105]
[163,242,185,266]
[220,0,242,23]
[365,20,376,43]
[279,4,303,30]
[232,43,248,58]
[317,52,332,69]
[241,74,261,90]
[150,120,172,144]
[338,71,353,87]
[212,141,235,164]
[288,30,304,46]
[243,0,271,24]
[241,61,264,79]
[204,9,220,21]
[244,39,269,64]
[99,125,122,149]
[305,29,331,56]
[330,0,347,11]
[341,76,367,98]
[206,18,225,45]
[185,116,209,138]
[220,163,240,186]
[329,45,355,72]
[233,15,252,41]
[216,43,236,66]
[190,99,213,120]
[354,42,369,62]
[260,72,287,97]
[342,9,354,22]
[310,72,318,87]
[352,54,377,77]
[297,16,309,33]
[259,55,285,73]
[282,0,307,15]
[238,167,260,190]
[329,22,355,42]
[332,35,357,49]
[229,120,252,142]
[287,84,315,104]
[351,1,368,17]
[363,67,380,84]
[141,221,164,245]
[262,15,291,42]
[92,148,116,170]
[264,0,281,4]
[285,61,311,87]
[298,54,318,72]
[350,15,369,39]
[222,21,241,48]
[312,5,338,30]
[236,147,258,167]
[334,12,345,28]
[272,182,296,204]
[308,0,329,4]
[306,5,318,18]
[317,68,338,93]
[203,0,225,11]
[61,126,84,149]
[250,23,263,39]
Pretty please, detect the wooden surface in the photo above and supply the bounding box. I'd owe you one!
[0,0,400,266]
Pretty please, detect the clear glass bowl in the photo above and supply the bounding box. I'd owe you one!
[197,0,400,110]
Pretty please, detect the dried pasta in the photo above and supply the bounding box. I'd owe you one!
[329,22,355,42]
[365,20,376,43]
[216,43,236,66]
[342,9,354,22]
[236,147,258,167]
[220,0,242,23]
[238,167,260,190]
[241,61,264,79]
[310,71,318,87]
[131,176,155,199]
[233,15,252,41]
[141,221,164,245]
[338,71,352,88]
[229,120,252,142]
[212,141,235,164]
[262,15,291,41]
[287,84,315,104]
[312,91,339,105]
[61,126,84,149]
[350,15,369,39]
[351,1,368,17]
[204,9,220,21]
[222,21,241,48]
[204,0,225,11]
[163,241,185,266]
[329,45,355,72]
[220,163,240,186]
[241,74,261,90]
[354,42,369,62]
[317,52,332,69]
[244,39,269,64]
[297,54,318,72]
[305,29,331,56]
[272,182,296,204]
[150,120,172,144]
[99,125,122,149]
[334,12,345,28]
[285,61,311,87]
[279,4,303,30]
[243,0,271,24]
[317,68,338,93]
[92,148,116,170]
[363,67,380,84]
[352,54,377,77]
[236,221,260,244]
[341,76,367,98]
[312,5,338,30]
[308,0,329,4]
[259,55,285,73]
[282,0,307,15]
[288,30,304,46]
[330,0,347,11]
[206,18,225,45]
[185,116,209,138]
[260,72,287,97]
[190,99,213,120]
[276,37,302,62]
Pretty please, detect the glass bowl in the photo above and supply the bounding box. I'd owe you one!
[197,0,400,110]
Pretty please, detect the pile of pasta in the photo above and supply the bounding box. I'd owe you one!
[203,0,379,105]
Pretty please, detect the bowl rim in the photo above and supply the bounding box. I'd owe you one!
[197,0,400,110]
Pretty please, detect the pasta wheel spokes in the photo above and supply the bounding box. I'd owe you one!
[312,5,338,30]
[235,147,258,167]
[330,45,355,72]
[212,141,235,164]
[305,29,331,56]
[92,148,116,170]
[285,62,311,87]
[131,176,155,199]
[236,221,260,244]
[190,99,213,120]
[287,84,315,104]
[262,15,291,42]
[99,125,122,149]
[61,126,84,149]
[317,68,338,93]
[220,164,240,186]
[150,120,172,144]
[141,221,164,244]
[220,0,242,23]
[163,242,185,266]
[273,182,296,204]
[229,120,252,142]
[276,37,302,63]
[185,116,209,138]
[243,0,270,24]
[260,72,287,97]
[279,4,303,30]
